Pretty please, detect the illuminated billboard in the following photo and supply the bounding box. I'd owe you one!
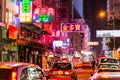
[87,41,99,46]
[61,23,81,32]
[20,0,32,22]
[9,25,18,39]
[33,7,55,22]
[96,30,120,37]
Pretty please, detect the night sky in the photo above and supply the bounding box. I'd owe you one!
[87,0,107,54]
[73,0,107,54]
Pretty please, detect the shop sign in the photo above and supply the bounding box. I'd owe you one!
[33,7,55,22]
[61,23,81,32]
[22,0,31,12]
[52,30,67,37]
[10,46,18,51]
[11,42,17,46]
[20,0,32,22]
[4,44,11,50]
[2,51,8,54]
[17,39,28,45]
[8,25,18,39]
[10,42,18,51]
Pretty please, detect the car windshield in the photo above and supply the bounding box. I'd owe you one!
[0,69,12,80]
[98,69,120,73]
[101,58,118,64]
[52,63,72,69]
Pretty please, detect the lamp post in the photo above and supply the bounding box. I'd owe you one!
[112,16,116,58]
[112,16,115,50]
[98,11,107,51]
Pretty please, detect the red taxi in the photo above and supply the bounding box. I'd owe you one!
[49,62,77,80]
[81,61,92,69]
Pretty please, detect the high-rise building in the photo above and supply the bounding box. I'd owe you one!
[107,0,120,20]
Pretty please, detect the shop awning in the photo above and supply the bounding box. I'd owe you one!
[20,23,49,35]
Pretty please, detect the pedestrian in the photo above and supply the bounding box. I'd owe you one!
[91,59,96,70]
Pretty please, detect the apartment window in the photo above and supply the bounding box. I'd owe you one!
[110,0,113,2]
[114,3,117,6]
[110,12,114,15]
[6,10,14,24]
[110,4,113,8]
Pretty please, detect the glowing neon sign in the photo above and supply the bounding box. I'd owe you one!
[33,7,55,22]
[22,0,31,12]
[20,0,32,22]
[61,23,81,32]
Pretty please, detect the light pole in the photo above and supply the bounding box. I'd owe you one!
[98,11,107,51]
[112,16,116,58]
[112,16,115,50]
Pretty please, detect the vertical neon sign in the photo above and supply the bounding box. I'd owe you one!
[22,0,31,12]
[20,0,32,22]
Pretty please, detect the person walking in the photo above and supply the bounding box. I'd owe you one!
[91,59,96,70]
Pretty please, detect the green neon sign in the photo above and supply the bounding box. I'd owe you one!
[10,0,14,2]
[22,0,31,3]
[22,0,31,12]
[39,14,51,22]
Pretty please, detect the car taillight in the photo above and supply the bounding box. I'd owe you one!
[64,70,73,76]
[52,71,57,75]
[64,71,70,75]
[49,70,57,75]
[12,68,17,80]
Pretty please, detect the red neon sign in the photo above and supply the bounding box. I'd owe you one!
[9,25,18,39]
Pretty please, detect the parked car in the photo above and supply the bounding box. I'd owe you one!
[0,62,49,80]
[89,68,120,80]
[49,62,77,80]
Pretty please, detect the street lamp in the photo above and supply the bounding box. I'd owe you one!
[98,11,107,51]
[99,11,106,18]
[112,16,116,58]
[99,11,116,57]
[112,16,115,50]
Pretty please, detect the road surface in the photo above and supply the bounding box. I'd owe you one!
[75,68,94,80]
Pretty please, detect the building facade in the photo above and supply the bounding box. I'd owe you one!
[107,0,120,20]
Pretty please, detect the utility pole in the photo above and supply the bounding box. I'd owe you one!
[112,16,116,58]
[113,16,115,50]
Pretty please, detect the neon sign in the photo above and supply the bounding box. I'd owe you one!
[22,0,31,12]
[33,7,55,22]
[9,25,18,39]
[61,23,81,32]
[20,0,32,22]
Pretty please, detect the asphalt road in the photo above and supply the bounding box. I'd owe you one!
[75,68,94,80]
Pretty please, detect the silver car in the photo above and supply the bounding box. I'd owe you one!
[89,68,120,80]
[0,62,49,80]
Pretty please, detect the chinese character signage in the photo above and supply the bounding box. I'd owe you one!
[22,0,31,12]
[20,0,32,22]
[52,30,67,37]
[61,23,81,32]
[33,6,55,22]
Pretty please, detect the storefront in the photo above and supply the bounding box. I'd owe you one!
[0,22,7,61]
